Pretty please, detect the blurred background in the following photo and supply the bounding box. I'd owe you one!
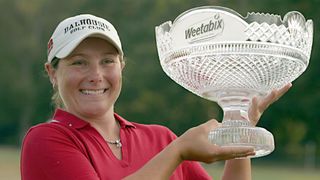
[0,0,319,179]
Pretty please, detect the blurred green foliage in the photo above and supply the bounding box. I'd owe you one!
[0,0,319,164]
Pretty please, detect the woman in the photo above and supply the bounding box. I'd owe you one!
[20,14,291,180]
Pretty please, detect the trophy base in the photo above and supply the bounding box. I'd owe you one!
[208,120,274,158]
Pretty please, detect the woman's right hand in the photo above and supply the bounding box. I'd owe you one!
[175,120,255,164]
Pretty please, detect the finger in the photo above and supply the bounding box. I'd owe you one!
[275,83,292,99]
[230,151,256,159]
[258,90,277,111]
[249,96,260,123]
[258,83,292,111]
[204,119,220,129]
[221,151,255,161]
[217,146,255,159]
[232,151,256,159]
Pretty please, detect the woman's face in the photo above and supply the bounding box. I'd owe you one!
[46,37,124,120]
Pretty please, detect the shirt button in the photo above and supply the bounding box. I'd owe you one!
[68,123,72,127]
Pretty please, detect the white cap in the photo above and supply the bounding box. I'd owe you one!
[47,14,123,63]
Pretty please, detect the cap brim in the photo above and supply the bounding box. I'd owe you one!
[55,32,123,60]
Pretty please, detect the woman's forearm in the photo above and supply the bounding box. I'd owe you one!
[123,139,183,180]
[124,119,255,180]
[222,159,251,180]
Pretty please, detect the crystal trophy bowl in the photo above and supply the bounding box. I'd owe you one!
[155,6,313,158]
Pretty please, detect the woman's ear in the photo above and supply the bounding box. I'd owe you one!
[121,61,126,70]
[120,56,126,70]
[44,63,57,86]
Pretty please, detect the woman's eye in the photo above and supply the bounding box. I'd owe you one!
[71,60,86,66]
[102,58,115,64]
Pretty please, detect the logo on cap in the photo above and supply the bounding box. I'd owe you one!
[64,18,111,35]
[47,38,53,55]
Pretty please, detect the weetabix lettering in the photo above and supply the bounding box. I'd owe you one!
[185,15,224,41]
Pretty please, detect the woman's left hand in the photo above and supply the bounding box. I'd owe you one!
[249,83,292,126]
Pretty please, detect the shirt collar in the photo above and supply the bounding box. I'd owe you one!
[114,113,136,128]
[51,109,136,129]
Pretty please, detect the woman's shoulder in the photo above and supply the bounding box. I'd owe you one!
[130,121,178,139]
[28,120,71,131]
[116,114,172,133]
[131,121,171,130]
[23,121,77,143]
[22,121,86,155]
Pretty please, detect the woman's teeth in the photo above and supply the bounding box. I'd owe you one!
[81,89,106,95]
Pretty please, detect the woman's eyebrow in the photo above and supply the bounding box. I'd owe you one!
[102,52,118,55]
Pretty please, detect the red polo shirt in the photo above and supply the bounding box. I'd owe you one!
[21,109,212,180]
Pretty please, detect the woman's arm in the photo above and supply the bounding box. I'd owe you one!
[222,159,251,180]
[126,84,292,180]
[124,120,255,180]
[123,136,183,180]
[222,83,292,180]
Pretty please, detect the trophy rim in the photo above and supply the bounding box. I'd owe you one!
[173,6,244,24]
[156,6,313,61]
[172,5,313,27]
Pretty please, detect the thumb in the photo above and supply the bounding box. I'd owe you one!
[201,119,220,132]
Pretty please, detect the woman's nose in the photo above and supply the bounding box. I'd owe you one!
[88,65,103,83]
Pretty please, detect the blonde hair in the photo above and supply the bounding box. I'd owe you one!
[50,58,64,108]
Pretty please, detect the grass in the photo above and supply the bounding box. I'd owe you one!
[1,146,319,180]
[203,161,320,180]
[0,146,20,180]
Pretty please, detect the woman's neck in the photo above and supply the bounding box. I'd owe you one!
[65,107,120,140]
[87,109,121,141]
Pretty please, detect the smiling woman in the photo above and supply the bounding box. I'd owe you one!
[20,13,290,180]
[45,38,124,122]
